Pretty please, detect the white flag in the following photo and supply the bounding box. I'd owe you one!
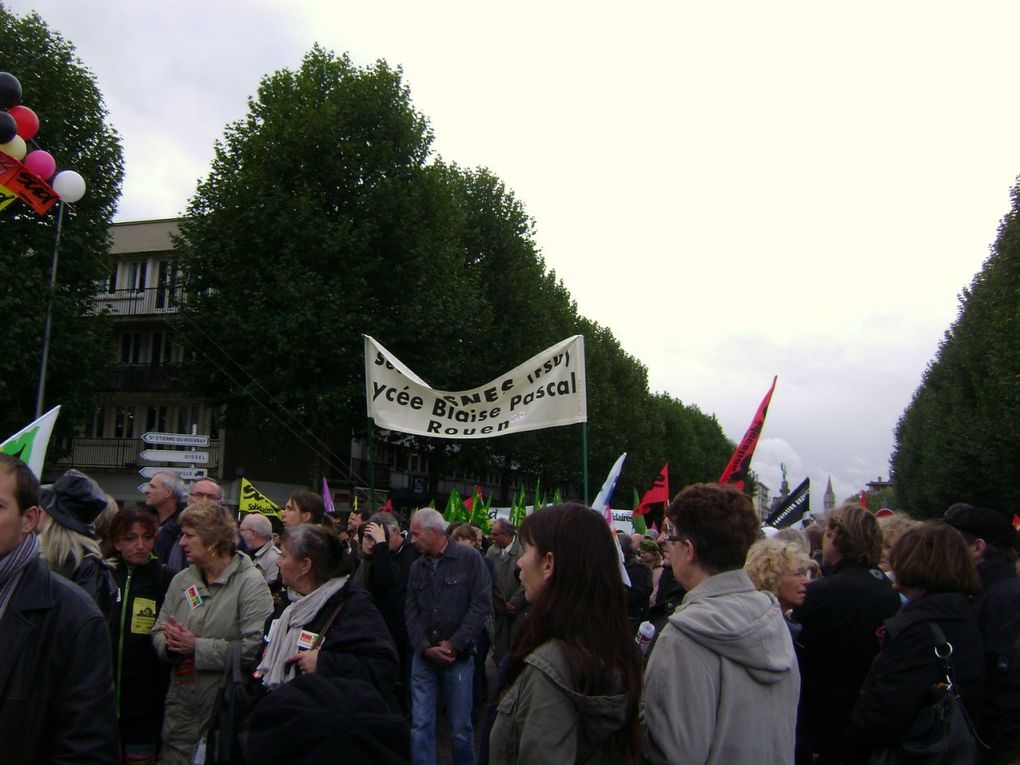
[0,406,61,477]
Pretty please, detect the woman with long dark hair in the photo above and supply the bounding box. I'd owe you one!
[488,503,642,764]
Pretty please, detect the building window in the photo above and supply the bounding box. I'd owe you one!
[146,406,168,433]
[114,406,136,439]
[156,259,178,309]
[92,406,106,438]
[127,261,147,292]
[120,332,143,364]
[176,404,200,435]
[107,265,117,293]
[151,332,174,366]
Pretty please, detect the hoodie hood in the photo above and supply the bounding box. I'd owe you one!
[668,569,796,685]
[524,639,630,747]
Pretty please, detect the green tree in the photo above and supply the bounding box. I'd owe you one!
[893,175,1020,518]
[0,9,124,446]
[177,48,484,474]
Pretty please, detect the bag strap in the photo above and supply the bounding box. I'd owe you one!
[311,597,347,650]
[926,621,988,751]
[220,640,243,684]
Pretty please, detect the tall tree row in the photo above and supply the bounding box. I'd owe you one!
[171,47,735,498]
[893,176,1020,518]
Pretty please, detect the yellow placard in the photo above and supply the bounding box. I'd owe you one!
[131,597,157,635]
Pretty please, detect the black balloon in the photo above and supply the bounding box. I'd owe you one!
[0,112,17,144]
[0,73,22,109]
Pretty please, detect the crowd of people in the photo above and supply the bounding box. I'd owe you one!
[1,451,1019,765]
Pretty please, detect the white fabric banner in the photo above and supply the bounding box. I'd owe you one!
[364,335,587,439]
[0,406,61,477]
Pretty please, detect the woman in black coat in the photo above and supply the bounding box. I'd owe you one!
[256,524,400,712]
[846,521,984,762]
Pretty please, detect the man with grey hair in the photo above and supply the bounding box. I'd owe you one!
[240,513,281,583]
[146,470,187,572]
[486,518,526,661]
[188,477,223,504]
[406,508,491,765]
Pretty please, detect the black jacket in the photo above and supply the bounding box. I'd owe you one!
[364,539,417,650]
[973,557,1020,761]
[847,592,985,756]
[73,553,119,620]
[154,503,186,572]
[109,555,174,722]
[269,579,401,710]
[624,556,652,630]
[792,560,902,754]
[0,557,117,764]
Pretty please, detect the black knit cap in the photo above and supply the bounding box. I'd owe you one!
[944,503,1017,548]
[40,469,108,538]
[246,675,409,765]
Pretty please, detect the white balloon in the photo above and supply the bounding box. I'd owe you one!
[0,134,26,160]
[52,170,86,203]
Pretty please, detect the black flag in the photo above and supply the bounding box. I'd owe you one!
[766,477,810,528]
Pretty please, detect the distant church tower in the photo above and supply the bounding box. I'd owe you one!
[824,476,835,511]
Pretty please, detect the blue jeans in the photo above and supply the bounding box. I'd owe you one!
[411,652,475,765]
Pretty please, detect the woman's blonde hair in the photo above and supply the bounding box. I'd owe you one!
[40,519,103,579]
[745,538,812,596]
[180,501,238,558]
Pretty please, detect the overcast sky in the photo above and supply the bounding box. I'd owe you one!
[9,1,1020,510]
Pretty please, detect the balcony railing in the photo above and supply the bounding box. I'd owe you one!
[56,437,221,470]
[91,287,183,317]
[102,363,183,392]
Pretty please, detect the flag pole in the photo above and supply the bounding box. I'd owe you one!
[582,421,589,505]
[35,201,64,419]
[367,416,376,512]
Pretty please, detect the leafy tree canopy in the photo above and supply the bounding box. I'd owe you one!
[0,7,124,442]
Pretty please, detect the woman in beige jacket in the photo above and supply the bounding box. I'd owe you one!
[152,502,273,765]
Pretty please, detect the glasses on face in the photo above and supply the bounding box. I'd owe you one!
[663,535,683,544]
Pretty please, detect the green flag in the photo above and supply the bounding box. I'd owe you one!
[0,406,60,477]
[631,488,648,535]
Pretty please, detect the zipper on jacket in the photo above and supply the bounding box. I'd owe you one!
[116,567,132,718]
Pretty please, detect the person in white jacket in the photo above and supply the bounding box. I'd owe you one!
[642,483,800,765]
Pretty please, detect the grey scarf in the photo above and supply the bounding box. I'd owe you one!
[257,575,348,689]
[0,532,40,621]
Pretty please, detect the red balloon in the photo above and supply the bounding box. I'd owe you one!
[8,105,38,140]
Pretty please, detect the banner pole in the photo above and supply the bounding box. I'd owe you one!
[367,417,375,512]
[582,421,589,505]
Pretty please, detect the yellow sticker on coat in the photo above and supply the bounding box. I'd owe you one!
[131,597,158,635]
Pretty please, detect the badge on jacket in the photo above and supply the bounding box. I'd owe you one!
[185,584,203,609]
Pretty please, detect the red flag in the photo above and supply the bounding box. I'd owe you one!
[634,464,669,517]
[1013,514,1020,531]
[718,376,778,492]
[859,491,869,509]
[381,498,393,513]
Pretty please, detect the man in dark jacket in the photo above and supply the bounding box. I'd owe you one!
[792,504,901,764]
[405,508,491,765]
[361,510,417,715]
[0,453,117,765]
[145,470,187,572]
[944,502,1020,765]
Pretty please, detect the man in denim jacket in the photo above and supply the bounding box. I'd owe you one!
[405,508,491,765]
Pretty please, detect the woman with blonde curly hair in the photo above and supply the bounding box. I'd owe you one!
[745,539,813,637]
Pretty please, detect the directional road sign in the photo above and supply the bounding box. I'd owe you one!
[139,466,208,480]
[142,431,210,448]
[139,449,209,464]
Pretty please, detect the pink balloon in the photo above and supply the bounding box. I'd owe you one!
[23,149,55,180]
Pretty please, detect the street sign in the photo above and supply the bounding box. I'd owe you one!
[139,466,208,480]
[139,449,209,464]
[142,431,210,447]
[138,483,148,494]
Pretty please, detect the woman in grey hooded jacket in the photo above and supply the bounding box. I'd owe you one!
[488,504,642,765]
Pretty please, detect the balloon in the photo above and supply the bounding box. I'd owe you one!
[0,73,21,109]
[0,112,16,144]
[8,105,38,140]
[24,150,56,180]
[0,135,27,160]
[52,170,86,203]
